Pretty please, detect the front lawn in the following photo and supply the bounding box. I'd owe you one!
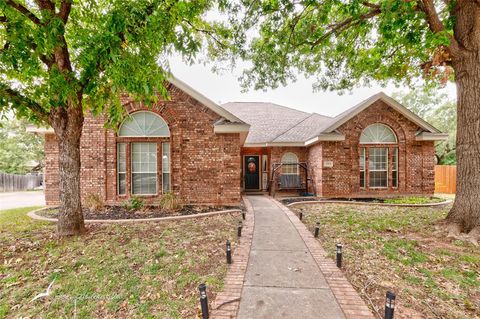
[293,203,480,319]
[0,207,238,318]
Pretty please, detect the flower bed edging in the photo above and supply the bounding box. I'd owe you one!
[286,199,453,208]
[27,207,242,224]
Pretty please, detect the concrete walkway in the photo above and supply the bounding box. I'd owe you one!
[0,191,45,210]
[237,196,345,319]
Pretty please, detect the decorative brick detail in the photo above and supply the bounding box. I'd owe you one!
[210,197,254,319]
[272,198,375,319]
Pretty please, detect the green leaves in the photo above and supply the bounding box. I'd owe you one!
[218,0,454,92]
[0,0,220,126]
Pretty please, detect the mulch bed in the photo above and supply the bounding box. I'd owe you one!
[38,204,243,220]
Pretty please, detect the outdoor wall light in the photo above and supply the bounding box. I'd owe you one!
[198,283,209,319]
[226,240,232,264]
[385,291,396,319]
[336,243,343,268]
[314,221,320,238]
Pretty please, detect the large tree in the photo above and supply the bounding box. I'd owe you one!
[0,0,219,236]
[219,0,480,233]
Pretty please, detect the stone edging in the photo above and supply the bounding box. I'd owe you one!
[286,199,453,208]
[211,197,254,319]
[27,207,242,224]
[272,198,376,319]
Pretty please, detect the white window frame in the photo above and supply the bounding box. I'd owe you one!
[368,148,388,188]
[162,142,171,193]
[360,123,397,144]
[119,111,170,137]
[359,147,366,188]
[131,142,158,196]
[117,143,127,195]
[281,152,299,175]
[392,147,399,188]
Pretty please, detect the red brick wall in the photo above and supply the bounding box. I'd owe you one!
[44,83,242,206]
[314,100,435,198]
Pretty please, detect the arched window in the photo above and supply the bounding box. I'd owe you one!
[119,111,170,137]
[281,152,299,175]
[117,111,170,196]
[359,124,398,189]
[360,123,397,144]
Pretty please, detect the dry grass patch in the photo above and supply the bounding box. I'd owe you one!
[292,203,479,319]
[0,207,239,318]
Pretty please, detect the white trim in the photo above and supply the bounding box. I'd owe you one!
[244,133,345,147]
[169,76,245,123]
[119,110,170,138]
[131,142,158,196]
[322,92,442,134]
[415,132,449,141]
[213,123,250,133]
[360,123,398,144]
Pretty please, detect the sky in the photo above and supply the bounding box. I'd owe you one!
[170,56,457,117]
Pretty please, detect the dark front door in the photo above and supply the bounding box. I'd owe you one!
[244,156,260,190]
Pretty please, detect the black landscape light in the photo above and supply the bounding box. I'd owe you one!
[237,221,242,237]
[314,221,320,238]
[226,240,232,264]
[336,243,343,268]
[299,212,303,220]
[242,212,246,220]
[198,283,209,319]
[385,291,396,319]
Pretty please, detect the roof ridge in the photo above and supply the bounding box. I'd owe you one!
[222,101,311,116]
[270,113,313,142]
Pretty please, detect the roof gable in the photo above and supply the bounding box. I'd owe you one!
[322,92,441,134]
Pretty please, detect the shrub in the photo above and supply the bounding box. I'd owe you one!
[85,194,104,211]
[122,196,144,211]
[159,192,182,212]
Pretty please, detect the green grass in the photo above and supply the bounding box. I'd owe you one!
[0,207,238,318]
[383,196,444,204]
[294,203,480,319]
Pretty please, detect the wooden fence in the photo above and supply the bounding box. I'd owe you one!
[434,165,456,194]
[0,172,43,192]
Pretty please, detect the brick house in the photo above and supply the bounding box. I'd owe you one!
[35,77,447,206]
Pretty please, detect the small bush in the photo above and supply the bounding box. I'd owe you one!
[159,192,182,212]
[122,196,144,211]
[85,194,105,211]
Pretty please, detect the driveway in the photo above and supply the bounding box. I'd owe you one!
[0,191,45,210]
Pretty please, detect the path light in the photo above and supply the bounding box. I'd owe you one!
[336,243,343,268]
[198,283,209,319]
[314,222,320,238]
[385,291,396,319]
[237,221,243,237]
[242,212,246,220]
[226,240,232,264]
[299,212,303,220]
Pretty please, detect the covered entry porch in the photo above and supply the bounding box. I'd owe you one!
[241,147,311,196]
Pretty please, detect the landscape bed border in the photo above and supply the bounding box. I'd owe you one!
[27,207,242,223]
[285,199,453,208]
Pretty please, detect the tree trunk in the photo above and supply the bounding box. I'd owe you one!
[52,106,85,236]
[447,52,480,232]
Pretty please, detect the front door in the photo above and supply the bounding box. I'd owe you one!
[244,156,260,190]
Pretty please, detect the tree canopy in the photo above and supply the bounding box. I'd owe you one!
[0,0,220,125]
[218,0,455,91]
[0,119,44,174]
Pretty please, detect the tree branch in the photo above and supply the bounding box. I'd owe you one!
[4,0,42,25]
[57,0,72,23]
[419,0,463,57]
[309,8,381,49]
[0,84,49,122]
